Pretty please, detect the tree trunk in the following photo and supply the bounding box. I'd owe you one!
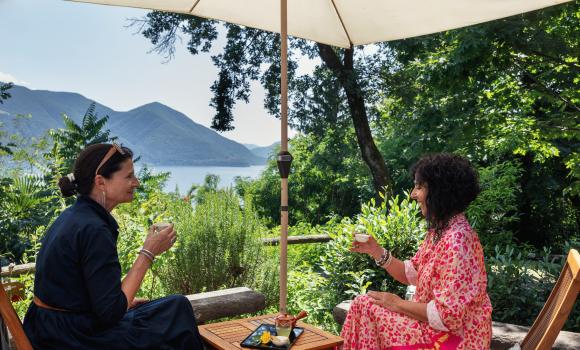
[317,43,393,198]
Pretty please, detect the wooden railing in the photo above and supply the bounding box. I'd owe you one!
[262,234,331,246]
[1,235,332,278]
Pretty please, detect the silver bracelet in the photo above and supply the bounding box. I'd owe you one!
[374,248,391,267]
[383,252,394,268]
[139,248,155,263]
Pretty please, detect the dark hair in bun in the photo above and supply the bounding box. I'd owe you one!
[58,175,77,197]
[57,143,133,198]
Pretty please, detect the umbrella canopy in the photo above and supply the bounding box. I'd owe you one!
[72,0,570,48]
[70,0,571,314]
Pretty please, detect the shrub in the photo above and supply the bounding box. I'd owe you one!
[486,243,580,332]
[0,175,60,264]
[467,161,521,255]
[157,189,279,304]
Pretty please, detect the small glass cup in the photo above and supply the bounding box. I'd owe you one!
[153,222,171,234]
[354,225,369,242]
[275,314,293,337]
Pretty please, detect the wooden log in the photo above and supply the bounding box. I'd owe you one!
[0,264,35,278]
[332,300,580,350]
[262,234,331,246]
[186,287,266,323]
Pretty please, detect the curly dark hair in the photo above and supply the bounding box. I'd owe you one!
[411,153,480,239]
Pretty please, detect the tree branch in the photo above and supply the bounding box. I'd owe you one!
[514,60,580,113]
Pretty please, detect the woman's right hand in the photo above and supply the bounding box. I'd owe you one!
[350,233,384,261]
[143,224,177,256]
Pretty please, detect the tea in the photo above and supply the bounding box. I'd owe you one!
[153,222,171,234]
[275,325,292,337]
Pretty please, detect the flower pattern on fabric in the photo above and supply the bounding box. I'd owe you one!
[404,260,418,285]
[340,214,492,350]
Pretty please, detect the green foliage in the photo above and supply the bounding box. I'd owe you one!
[0,115,50,176]
[236,130,374,226]
[188,174,220,204]
[136,12,394,196]
[0,82,15,154]
[47,102,115,176]
[376,3,579,248]
[158,190,278,298]
[0,82,12,103]
[516,155,579,248]
[487,243,580,332]
[9,226,44,319]
[0,175,59,263]
[466,161,522,254]
[0,83,16,155]
[286,194,424,332]
[113,168,280,303]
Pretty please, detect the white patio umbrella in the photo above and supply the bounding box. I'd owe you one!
[71,0,571,314]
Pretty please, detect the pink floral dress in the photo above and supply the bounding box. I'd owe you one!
[340,214,492,350]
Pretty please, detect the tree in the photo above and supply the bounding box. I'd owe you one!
[0,82,15,154]
[132,14,393,198]
[47,102,116,175]
[187,174,220,204]
[235,128,374,226]
[0,82,12,103]
[375,2,579,247]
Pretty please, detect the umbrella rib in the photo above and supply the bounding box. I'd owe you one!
[331,0,353,48]
[189,0,202,13]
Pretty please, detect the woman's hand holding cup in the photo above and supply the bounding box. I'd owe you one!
[350,231,384,262]
[144,222,177,256]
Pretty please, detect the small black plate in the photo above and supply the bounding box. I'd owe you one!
[240,324,304,349]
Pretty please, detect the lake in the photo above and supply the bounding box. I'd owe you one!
[139,165,267,192]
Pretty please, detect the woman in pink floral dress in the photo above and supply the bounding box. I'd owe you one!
[341,153,492,350]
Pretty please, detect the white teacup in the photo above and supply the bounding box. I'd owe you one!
[354,234,370,242]
[153,222,171,234]
[271,335,289,347]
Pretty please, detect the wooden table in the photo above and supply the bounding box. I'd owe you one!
[199,314,343,350]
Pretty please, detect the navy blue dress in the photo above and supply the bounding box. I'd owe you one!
[23,196,204,350]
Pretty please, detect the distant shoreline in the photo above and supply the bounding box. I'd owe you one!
[138,164,267,191]
[140,162,266,168]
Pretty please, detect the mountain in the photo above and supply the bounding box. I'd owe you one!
[0,84,265,166]
[242,143,260,150]
[242,142,279,159]
[249,142,279,159]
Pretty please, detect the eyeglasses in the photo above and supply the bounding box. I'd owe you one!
[95,143,126,176]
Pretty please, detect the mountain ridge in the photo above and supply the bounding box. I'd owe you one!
[0,84,268,166]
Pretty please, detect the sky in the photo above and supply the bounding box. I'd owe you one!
[0,0,298,146]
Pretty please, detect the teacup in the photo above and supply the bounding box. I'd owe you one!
[354,234,370,242]
[153,222,171,234]
[275,314,293,337]
[271,335,289,347]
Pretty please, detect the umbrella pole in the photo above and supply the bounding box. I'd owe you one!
[279,0,288,315]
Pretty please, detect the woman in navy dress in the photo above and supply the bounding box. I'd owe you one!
[23,143,204,350]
